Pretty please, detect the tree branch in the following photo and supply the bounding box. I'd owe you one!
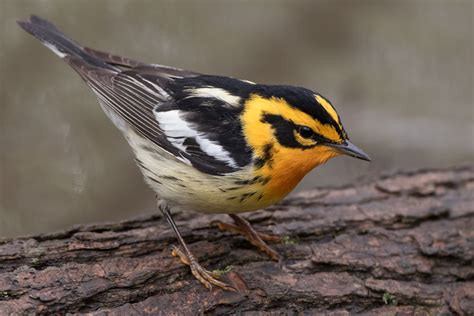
[1,166,473,315]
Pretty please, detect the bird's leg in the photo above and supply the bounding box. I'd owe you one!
[159,202,235,291]
[215,214,281,261]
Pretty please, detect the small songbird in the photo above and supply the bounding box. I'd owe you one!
[18,15,370,291]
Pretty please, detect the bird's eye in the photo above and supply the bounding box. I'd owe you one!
[298,126,314,139]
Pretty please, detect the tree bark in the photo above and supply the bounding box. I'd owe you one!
[1,166,473,315]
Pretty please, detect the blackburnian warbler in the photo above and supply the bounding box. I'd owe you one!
[18,15,370,291]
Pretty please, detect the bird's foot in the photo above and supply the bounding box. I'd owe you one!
[214,214,281,261]
[170,245,235,291]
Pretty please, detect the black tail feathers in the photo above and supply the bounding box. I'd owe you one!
[17,15,115,70]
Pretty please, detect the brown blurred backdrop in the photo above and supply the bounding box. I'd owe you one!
[1,0,473,237]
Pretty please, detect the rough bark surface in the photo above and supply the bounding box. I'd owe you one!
[0,166,473,315]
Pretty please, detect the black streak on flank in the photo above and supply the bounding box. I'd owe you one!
[147,177,162,185]
[234,176,271,186]
[139,143,158,152]
[161,175,180,181]
[135,158,160,178]
[239,192,257,202]
[226,187,242,191]
[234,179,252,185]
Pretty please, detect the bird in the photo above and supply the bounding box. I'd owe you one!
[18,15,370,291]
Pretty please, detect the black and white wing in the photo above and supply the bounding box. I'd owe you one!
[18,15,253,175]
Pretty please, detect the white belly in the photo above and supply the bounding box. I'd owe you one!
[124,130,264,214]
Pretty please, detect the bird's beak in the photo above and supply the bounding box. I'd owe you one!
[326,140,371,162]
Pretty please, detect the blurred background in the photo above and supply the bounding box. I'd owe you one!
[1,0,472,237]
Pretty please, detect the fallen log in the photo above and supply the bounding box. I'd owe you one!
[1,166,473,315]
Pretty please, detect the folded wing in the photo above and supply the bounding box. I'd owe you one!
[18,15,252,175]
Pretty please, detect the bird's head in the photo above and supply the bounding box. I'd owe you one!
[241,86,370,199]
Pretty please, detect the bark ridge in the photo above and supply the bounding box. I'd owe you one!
[0,166,473,315]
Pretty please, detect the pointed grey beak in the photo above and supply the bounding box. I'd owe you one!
[326,140,371,162]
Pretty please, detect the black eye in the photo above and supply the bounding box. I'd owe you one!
[298,126,314,139]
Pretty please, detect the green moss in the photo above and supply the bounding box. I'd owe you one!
[282,235,299,245]
[31,257,40,267]
[212,265,233,276]
[383,292,398,305]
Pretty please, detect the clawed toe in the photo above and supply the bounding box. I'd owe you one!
[171,245,235,291]
[215,215,282,261]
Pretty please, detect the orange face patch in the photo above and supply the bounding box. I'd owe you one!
[241,94,342,156]
[240,94,343,205]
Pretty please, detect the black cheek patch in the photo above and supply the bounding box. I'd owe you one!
[262,114,308,149]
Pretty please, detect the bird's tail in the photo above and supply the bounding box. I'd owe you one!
[17,15,115,70]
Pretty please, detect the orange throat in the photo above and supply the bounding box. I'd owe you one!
[259,145,340,204]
